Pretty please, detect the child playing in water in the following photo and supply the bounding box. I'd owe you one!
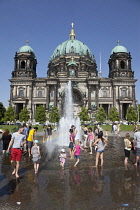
[31,140,41,174]
[74,141,85,167]
[88,128,94,154]
[124,133,132,166]
[59,148,66,169]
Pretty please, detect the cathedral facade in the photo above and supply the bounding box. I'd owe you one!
[9,25,137,121]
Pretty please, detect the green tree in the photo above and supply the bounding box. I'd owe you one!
[49,107,60,123]
[79,107,90,122]
[108,107,119,122]
[0,102,6,121]
[126,106,137,122]
[4,106,16,122]
[34,105,46,123]
[19,107,30,122]
[95,107,106,123]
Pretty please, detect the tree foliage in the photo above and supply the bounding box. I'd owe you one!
[4,106,15,122]
[95,107,106,123]
[34,105,46,123]
[108,107,119,122]
[0,102,6,121]
[49,107,60,123]
[126,106,137,122]
[79,107,90,122]
[19,107,30,122]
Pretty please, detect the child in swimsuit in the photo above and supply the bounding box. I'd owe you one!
[59,148,66,169]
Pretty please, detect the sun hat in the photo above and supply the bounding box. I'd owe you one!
[34,140,39,144]
[61,148,65,153]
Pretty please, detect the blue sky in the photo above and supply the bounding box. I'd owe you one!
[0,0,139,106]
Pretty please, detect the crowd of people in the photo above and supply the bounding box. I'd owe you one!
[1,124,40,177]
[59,125,108,169]
[1,122,140,177]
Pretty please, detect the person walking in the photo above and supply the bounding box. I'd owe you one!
[47,125,52,140]
[88,128,94,154]
[94,126,99,140]
[43,125,47,142]
[7,126,26,178]
[93,131,107,167]
[1,129,11,154]
[124,133,132,166]
[69,129,75,159]
[31,140,41,174]
[22,123,29,152]
[133,127,140,166]
[83,125,88,148]
[27,127,38,157]
[74,141,85,167]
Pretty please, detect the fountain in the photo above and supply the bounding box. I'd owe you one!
[58,80,81,146]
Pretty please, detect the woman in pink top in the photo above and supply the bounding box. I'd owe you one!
[69,129,75,159]
[74,141,85,167]
[88,128,95,155]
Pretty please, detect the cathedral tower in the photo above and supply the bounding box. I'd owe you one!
[12,41,37,78]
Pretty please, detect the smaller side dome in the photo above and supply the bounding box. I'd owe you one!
[18,41,35,55]
[111,40,128,55]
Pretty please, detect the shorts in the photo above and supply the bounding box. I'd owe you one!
[69,142,74,149]
[89,139,93,142]
[75,155,80,159]
[124,149,130,158]
[97,149,104,154]
[11,148,22,161]
[27,141,33,149]
[84,135,88,138]
[3,142,9,151]
[136,148,140,156]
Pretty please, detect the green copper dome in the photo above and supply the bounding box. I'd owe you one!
[111,41,128,55]
[18,41,35,54]
[50,25,95,61]
[51,39,95,61]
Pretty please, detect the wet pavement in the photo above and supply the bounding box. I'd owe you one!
[0,133,140,210]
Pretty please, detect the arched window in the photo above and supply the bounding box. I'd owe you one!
[38,90,42,98]
[122,89,126,98]
[19,89,24,97]
[21,61,25,69]
[120,61,125,69]
[103,90,107,97]
[50,91,54,98]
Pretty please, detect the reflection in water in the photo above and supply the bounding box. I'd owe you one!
[1,135,140,209]
[93,167,106,197]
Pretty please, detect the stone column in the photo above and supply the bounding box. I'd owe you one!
[120,104,123,120]
[95,85,99,108]
[10,85,13,102]
[46,85,50,110]
[113,86,116,107]
[54,84,57,107]
[88,85,91,110]
[132,85,136,108]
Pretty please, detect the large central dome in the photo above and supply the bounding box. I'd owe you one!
[50,24,95,61]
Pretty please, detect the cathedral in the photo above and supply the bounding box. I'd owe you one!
[9,24,137,121]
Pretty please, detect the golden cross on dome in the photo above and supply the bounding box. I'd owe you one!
[71,23,74,29]
[26,40,29,45]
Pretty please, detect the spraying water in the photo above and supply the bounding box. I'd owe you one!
[58,80,81,146]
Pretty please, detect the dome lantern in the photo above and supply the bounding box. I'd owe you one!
[70,23,76,40]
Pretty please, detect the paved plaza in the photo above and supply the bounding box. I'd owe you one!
[0,132,140,210]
